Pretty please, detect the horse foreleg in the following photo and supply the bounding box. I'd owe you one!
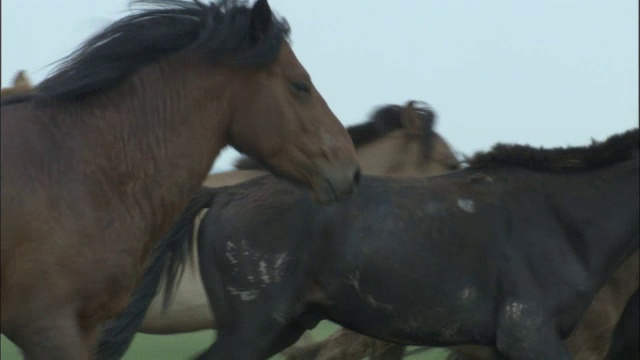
[9,313,94,360]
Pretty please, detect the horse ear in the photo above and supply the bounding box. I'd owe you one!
[250,0,273,43]
[401,101,423,133]
[13,70,31,88]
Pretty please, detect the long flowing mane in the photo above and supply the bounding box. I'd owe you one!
[234,103,437,170]
[2,0,290,105]
[469,128,639,171]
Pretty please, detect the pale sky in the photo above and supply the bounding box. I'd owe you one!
[2,0,638,172]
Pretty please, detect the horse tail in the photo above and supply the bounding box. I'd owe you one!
[95,186,219,360]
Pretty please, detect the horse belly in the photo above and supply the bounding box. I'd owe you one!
[321,267,497,347]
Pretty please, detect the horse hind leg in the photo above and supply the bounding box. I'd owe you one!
[195,317,309,360]
[7,312,94,360]
[194,286,316,360]
[196,256,298,359]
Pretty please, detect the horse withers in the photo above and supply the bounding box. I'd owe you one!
[188,129,638,359]
[0,1,359,358]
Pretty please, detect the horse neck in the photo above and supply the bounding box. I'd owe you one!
[545,160,639,281]
[354,130,454,177]
[431,133,459,170]
[354,132,404,175]
[43,57,232,236]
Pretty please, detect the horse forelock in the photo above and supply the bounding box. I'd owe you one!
[469,128,639,171]
[32,0,291,102]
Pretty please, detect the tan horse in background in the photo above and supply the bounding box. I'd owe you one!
[1,70,32,97]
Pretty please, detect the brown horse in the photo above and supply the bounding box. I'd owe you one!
[0,70,32,97]
[95,101,460,359]
[0,0,360,358]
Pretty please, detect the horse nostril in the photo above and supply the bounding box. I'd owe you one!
[352,167,362,185]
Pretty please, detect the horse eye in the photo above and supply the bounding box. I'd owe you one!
[290,81,311,95]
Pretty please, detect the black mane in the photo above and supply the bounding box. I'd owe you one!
[234,103,437,170]
[469,128,639,171]
[5,0,289,105]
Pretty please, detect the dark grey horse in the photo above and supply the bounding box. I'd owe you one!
[192,128,638,359]
[110,129,639,359]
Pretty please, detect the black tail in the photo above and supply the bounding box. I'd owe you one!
[95,186,219,360]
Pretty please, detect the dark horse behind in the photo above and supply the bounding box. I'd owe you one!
[117,129,638,359]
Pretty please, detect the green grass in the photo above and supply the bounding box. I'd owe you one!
[2,321,451,359]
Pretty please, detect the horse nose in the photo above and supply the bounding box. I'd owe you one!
[311,160,360,204]
[328,163,360,201]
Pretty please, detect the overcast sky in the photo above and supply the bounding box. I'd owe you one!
[2,0,637,172]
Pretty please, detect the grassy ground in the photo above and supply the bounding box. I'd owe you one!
[1,321,451,359]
